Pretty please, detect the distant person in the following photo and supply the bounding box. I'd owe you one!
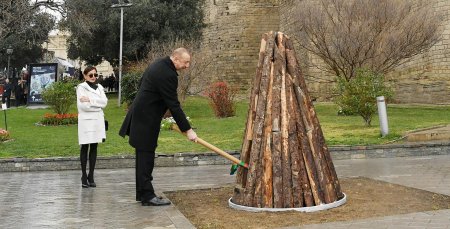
[1,78,12,108]
[15,77,25,107]
[76,66,108,188]
[76,69,83,81]
[21,71,29,105]
[119,48,197,206]
[107,74,115,92]
[97,74,104,91]
[114,75,119,92]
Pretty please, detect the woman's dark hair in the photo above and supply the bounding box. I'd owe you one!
[83,66,97,75]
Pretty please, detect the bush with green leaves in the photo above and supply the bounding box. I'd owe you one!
[334,68,393,126]
[121,72,142,107]
[41,79,78,114]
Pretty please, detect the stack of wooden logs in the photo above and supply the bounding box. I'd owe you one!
[232,32,344,208]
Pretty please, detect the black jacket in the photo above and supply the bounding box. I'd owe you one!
[119,56,191,151]
[3,83,12,97]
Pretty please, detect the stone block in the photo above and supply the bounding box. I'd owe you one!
[351,153,366,159]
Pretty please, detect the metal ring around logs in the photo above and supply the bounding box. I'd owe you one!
[228,193,347,212]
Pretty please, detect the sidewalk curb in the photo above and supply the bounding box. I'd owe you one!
[1,141,450,172]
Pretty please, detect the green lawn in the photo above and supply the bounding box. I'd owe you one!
[1,94,450,158]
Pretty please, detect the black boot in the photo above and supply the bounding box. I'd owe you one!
[87,177,96,187]
[87,143,98,187]
[81,175,89,188]
[80,144,89,188]
[87,173,96,187]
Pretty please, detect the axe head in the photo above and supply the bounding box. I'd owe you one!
[230,164,239,175]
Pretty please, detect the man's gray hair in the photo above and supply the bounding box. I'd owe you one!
[171,48,190,57]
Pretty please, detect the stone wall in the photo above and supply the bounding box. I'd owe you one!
[385,0,450,104]
[3,142,450,172]
[201,0,280,95]
[279,0,450,103]
[201,0,450,104]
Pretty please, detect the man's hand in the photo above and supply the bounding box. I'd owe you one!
[186,129,197,142]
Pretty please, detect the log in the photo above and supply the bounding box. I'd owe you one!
[253,61,276,207]
[260,62,275,208]
[271,40,283,208]
[236,33,269,187]
[317,121,343,199]
[287,77,304,207]
[242,32,276,207]
[277,33,293,208]
[291,85,315,206]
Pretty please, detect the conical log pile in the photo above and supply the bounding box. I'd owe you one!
[233,32,344,208]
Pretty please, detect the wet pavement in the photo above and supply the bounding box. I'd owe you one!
[1,155,450,228]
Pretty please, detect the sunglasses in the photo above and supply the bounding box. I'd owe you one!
[88,73,99,78]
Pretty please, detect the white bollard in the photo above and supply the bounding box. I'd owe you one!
[376,96,389,137]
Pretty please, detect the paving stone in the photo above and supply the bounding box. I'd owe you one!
[1,155,450,228]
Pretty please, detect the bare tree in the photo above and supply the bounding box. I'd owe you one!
[126,39,214,103]
[292,0,442,81]
[0,0,62,42]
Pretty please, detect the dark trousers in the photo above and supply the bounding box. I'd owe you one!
[1,95,10,108]
[22,94,27,106]
[80,143,98,181]
[135,149,156,201]
[15,92,22,106]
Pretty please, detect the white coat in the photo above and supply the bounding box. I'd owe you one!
[77,82,108,145]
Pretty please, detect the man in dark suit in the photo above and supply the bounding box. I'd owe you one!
[119,48,197,206]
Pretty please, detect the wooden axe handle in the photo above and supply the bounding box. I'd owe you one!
[172,125,248,167]
[195,137,243,165]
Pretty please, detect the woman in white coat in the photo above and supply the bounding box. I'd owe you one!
[77,66,108,188]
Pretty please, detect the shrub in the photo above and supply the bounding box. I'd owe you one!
[205,81,237,118]
[40,113,78,126]
[41,79,78,114]
[0,128,10,142]
[334,68,393,126]
[121,72,142,107]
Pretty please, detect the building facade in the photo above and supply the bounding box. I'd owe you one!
[44,30,115,78]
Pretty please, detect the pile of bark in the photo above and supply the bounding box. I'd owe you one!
[233,32,344,208]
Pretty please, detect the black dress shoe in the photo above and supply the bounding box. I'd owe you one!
[141,196,171,206]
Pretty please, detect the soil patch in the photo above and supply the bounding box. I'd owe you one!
[165,177,450,229]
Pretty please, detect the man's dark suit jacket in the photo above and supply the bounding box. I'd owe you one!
[119,56,191,151]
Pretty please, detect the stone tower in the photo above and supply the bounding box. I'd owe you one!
[201,0,280,94]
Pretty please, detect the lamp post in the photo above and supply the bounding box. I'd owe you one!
[111,0,133,107]
[6,46,13,78]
